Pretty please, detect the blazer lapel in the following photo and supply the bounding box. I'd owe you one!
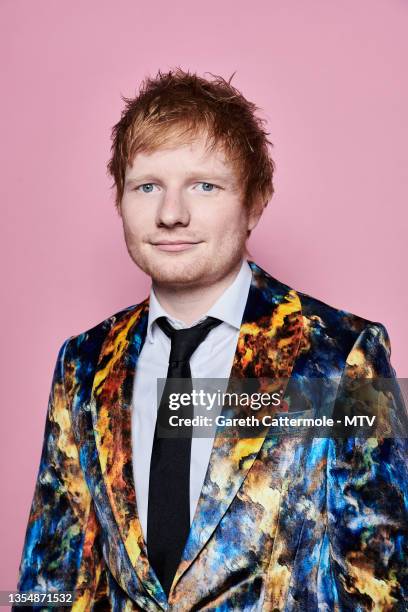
[172,261,303,589]
[89,299,168,607]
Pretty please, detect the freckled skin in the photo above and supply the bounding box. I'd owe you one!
[14,262,408,610]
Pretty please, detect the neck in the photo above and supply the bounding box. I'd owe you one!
[152,259,244,326]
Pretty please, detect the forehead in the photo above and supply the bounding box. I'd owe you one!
[125,131,238,178]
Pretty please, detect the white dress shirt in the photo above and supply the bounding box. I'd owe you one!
[131,258,252,543]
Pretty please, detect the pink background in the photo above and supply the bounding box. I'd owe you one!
[1,0,407,592]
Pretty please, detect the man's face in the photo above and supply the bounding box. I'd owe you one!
[120,130,262,288]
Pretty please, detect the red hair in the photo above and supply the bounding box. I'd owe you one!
[107,68,275,216]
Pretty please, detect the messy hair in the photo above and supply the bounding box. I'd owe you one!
[107,67,275,216]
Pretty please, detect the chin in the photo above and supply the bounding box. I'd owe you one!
[132,249,209,285]
[149,260,208,286]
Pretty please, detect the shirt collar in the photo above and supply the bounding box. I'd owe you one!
[146,258,252,343]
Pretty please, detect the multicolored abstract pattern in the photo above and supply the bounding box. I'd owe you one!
[14,260,408,611]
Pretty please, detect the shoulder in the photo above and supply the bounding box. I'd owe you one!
[294,282,389,345]
[250,261,391,366]
[294,283,392,369]
[61,299,149,364]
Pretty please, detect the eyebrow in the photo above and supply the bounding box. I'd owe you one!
[124,171,236,187]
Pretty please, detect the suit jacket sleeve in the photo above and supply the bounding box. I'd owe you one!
[325,323,408,610]
[14,338,109,611]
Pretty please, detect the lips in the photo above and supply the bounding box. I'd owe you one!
[152,241,201,252]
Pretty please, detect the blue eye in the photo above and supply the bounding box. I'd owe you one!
[137,183,155,193]
[198,182,217,192]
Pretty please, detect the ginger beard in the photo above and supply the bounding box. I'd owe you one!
[122,220,249,290]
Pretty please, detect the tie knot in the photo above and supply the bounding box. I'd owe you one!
[155,315,222,364]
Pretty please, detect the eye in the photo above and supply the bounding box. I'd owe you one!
[195,182,220,192]
[135,183,157,193]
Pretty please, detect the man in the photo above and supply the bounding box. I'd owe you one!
[15,69,407,610]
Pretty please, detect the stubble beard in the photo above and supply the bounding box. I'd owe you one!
[126,234,247,290]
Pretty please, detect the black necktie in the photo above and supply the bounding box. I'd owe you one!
[147,315,222,597]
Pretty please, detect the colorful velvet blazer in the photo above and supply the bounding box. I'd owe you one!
[14,260,408,611]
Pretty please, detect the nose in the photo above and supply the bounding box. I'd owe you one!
[156,188,190,228]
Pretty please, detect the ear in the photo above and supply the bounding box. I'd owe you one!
[247,199,265,232]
